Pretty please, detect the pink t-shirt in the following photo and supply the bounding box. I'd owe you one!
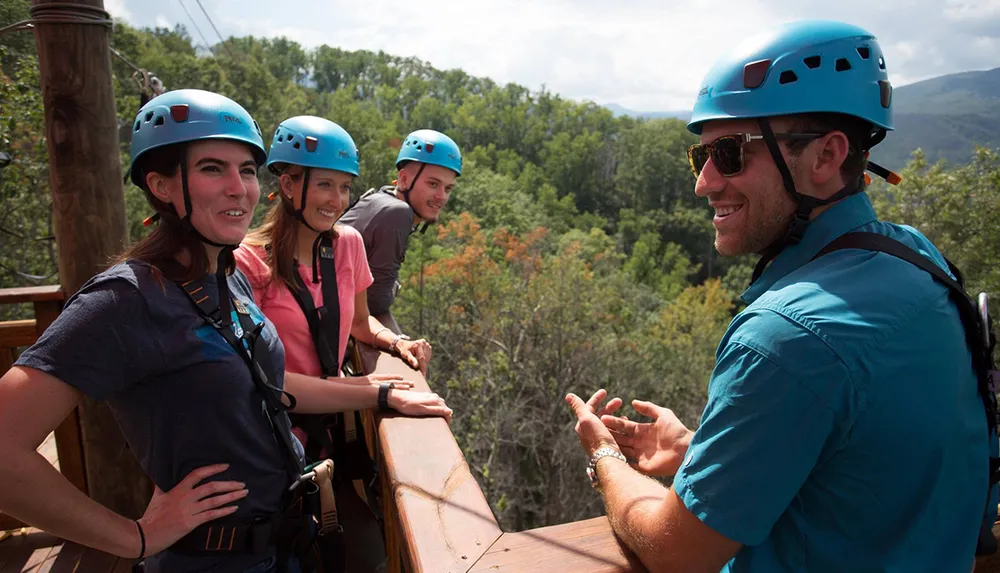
[234,225,374,377]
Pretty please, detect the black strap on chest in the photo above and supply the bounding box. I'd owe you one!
[813,232,1000,555]
[178,258,304,478]
[285,233,378,488]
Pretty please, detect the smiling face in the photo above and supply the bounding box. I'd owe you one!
[398,163,457,223]
[146,139,261,245]
[693,118,800,257]
[280,166,353,232]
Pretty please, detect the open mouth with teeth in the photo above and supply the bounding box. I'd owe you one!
[222,209,246,217]
[317,208,339,218]
[714,204,744,220]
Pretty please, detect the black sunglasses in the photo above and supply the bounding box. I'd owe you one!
[688,132,826,178]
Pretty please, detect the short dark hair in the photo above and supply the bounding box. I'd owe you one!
[783,112,876,186]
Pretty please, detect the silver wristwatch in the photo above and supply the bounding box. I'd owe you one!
[586,447,626,490]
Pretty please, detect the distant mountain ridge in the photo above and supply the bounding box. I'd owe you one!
[602,66,1000,168]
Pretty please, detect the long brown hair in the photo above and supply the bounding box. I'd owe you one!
[115,142,233,282]
[243,164,338,291]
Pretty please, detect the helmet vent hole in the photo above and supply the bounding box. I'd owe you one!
[133,120,141,132]
[803,56,821,69]
[144,111,154,122]
[293,142,301,149]
[278,135,284,142]
[878,56,886,70]
[856,46,871,60]
[835,58,852,72]
[779,70,798,85]
[416,144,422,151]
[154,116,165,127]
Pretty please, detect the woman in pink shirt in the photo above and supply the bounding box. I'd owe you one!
[234,116,451,572]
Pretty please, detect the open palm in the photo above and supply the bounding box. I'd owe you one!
[601,399,693,478]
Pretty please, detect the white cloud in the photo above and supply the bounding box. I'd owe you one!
[104,0,131,21]
[110,0,1000,113]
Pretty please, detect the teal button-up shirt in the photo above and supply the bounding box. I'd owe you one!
[674,192,993,572]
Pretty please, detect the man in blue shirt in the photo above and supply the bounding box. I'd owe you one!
[566,20,997,572]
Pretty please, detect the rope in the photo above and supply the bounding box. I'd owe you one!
[0,2,113,37]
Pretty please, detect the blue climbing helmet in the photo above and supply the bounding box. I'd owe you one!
[687,20,901,285]
[128,89,266,248]
[129,88,266,188]
[266,115,360,233]
[395,129,462,176]
[687,20,893,135]
[267,116,360,177]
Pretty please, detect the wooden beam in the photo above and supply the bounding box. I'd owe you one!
[0,285,63,305]
[31,0,148,518]
[359,319,503,573]
[468,517,646,573]
[0,320,37,349]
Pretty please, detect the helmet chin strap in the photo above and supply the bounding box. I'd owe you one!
[280,167,327,234]
[398,163,432,233]
[749,117,866,286]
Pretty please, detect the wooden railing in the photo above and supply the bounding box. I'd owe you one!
[0,285,87,533]
[359,314,646,573]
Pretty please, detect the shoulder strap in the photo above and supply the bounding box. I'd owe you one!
[814,231,1000,556]
[179,277,304,477]
[287,232,342,378]
[813,232,999,460]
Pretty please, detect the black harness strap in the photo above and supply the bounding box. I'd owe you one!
[813,231,1000,555]
[179,274,303,478]
[285,233,379,487]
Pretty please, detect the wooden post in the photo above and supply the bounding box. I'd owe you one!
[31,0,151,518]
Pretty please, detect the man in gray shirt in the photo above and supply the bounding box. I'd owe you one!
[340,129,462,318]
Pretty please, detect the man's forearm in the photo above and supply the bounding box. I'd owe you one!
[596,457,671,568]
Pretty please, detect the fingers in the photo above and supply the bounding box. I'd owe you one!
[393,380,415,390]
[600,415,639,445]
[192,480,246,502]
[596,397,623,418]
[178,464,230,490]
[632,399,668,420]
[196,504,240,523]
[195,486,249,513]
[564,393,591,419]
[585,389,608,412]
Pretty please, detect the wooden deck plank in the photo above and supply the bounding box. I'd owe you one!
[468,517,645,573]
[0,529,61,573]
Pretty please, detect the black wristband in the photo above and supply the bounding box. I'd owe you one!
[378,382,394,411]
[134,519,146,560]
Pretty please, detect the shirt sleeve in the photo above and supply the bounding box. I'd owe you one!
[366,204,412,316]
[673,310,854,546]
[233,244,273,306]
[14,278,166,401]
[346,228,374,295]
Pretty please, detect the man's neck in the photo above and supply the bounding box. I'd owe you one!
[394,187,425,224]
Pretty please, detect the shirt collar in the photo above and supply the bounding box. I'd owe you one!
[741,192,878,304]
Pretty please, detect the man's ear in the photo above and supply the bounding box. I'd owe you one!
[810,130,852,190]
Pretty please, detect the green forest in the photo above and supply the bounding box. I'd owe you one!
[3,0,1000,532]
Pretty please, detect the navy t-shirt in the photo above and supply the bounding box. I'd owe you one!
[16,260,302,572]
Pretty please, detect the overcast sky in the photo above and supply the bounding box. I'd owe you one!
[104,0,1000,112]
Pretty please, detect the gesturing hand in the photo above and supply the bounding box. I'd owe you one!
[137,464,248,557]
[600,400,693,477]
